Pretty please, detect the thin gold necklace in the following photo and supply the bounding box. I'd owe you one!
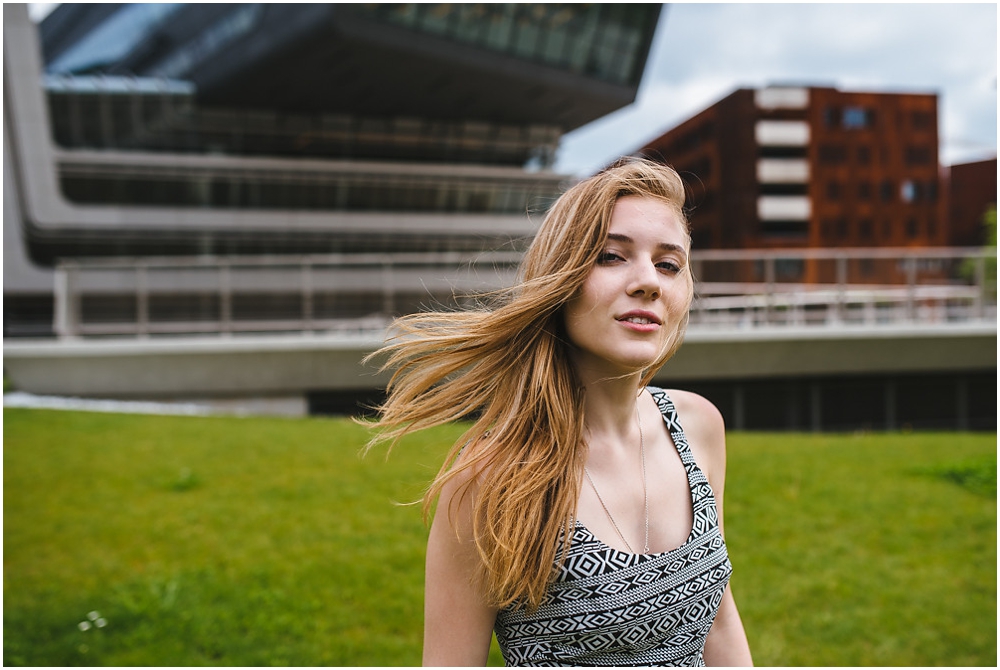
[583,404,649,554]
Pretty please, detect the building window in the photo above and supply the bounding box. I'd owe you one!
[880,180,894,202]
[836,217,848,238]
[842,106,872,129]
[859,218,873,240]
[760,183,808,196]
[818,144,847,164]
[901,180,916,203]
[672,122,715,155]
[759,145,807,159]
[905,145,932,165]
[759,220,809,237]
[821,218,835,239]
[688,156,713,180]
[826,181,842,200]
[906,217,919,238]
[823,106,840,127]
[58,172,559,215]
[858,181,872,200]
[857,145,871,164]
[911,111,933,130]
[367,4,654,86]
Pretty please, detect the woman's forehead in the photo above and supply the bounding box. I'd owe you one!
[608,196,686,241]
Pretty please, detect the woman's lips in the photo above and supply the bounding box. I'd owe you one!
[616,311,662,331]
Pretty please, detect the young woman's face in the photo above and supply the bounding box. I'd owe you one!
[563,195,690,380]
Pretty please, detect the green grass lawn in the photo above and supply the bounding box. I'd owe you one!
[3,408,996,666]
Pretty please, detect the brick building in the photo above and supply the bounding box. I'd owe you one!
[635,86,946,254]
[946,157,997,247]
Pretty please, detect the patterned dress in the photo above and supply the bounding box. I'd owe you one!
[493,388,732,666]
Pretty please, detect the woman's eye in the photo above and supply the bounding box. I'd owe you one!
[657,261,681,273]
[597,252,623,264]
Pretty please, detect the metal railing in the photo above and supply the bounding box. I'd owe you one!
[52,247,997,339]
[689,247,996,329]
[53,251,523,338]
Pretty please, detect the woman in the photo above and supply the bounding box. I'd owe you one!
[368,158,753,666]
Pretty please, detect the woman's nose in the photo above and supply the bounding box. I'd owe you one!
[627,261,660,299]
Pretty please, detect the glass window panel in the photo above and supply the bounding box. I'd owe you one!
[540,18,569,65]
[383,3,420,27]
[484,5,515,50]
[48,4,183,74]
[419,4,454,35]
[512,13,541,59]
[452,4,487,43]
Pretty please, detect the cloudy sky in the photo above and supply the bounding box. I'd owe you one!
[555,3,997,175]
[29,3,996,176]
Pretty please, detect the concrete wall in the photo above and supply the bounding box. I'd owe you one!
[655,323,996,382]
[5,324,994,413]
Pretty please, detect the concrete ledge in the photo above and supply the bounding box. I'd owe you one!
[4,323,996,400]
[658,323,997,382]
[3,332,390,398]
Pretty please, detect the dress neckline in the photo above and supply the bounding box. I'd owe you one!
[573,388,699,558]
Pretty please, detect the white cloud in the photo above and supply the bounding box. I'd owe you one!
[27,3,57,22]
[556,2,997,175]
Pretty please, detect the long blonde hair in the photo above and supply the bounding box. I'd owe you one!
[366,158,693,611]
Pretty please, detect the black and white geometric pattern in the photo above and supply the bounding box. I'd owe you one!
[494,388,732,666]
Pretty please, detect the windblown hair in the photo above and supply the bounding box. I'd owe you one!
[365,158,693,611]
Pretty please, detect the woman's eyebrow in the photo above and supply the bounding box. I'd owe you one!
[607,233,686,256]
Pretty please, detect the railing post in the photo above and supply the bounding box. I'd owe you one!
[863,297,876,325]
[53,263,79,339]
[764,256,775,325]
[136,265,149,338]
[302,262,314,332]
[220,263,232,335]
[382,258,395,316]
[835,256,847,324]
[905,256,917,321]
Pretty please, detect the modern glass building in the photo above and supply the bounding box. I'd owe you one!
[5,3,663,337]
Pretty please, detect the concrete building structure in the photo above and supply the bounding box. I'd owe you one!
[4,6,995,430]
[4,3,660,336]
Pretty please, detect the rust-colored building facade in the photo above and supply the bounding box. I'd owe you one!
[946,158,997,247]
[636,86,946,253]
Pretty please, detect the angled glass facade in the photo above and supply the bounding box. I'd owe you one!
[47,4,184,74]
[6,3,660,337]
[44,75,561,165]
[355,4,654,86]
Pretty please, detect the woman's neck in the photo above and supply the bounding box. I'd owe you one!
[578,371,645,447]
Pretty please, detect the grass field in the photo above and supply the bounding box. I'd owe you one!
[3,408,996,666]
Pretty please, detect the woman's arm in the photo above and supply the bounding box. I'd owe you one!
[422,470,498,666]
[704,585,753,666]
[670,390,754,666]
